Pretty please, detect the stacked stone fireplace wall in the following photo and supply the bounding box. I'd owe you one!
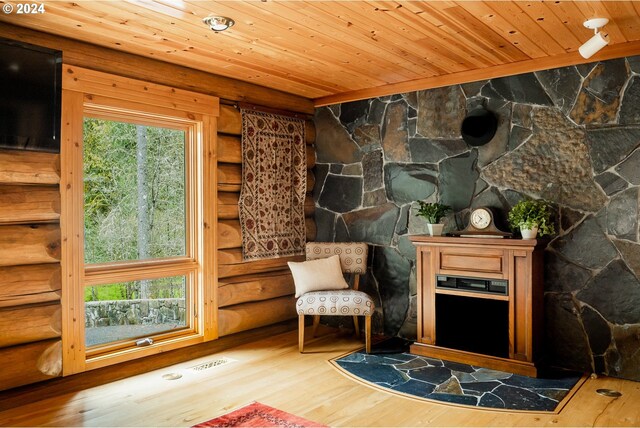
[313,55,640,381]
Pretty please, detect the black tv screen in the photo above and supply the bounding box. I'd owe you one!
[0,38,62,153]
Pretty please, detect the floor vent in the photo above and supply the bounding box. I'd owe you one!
[189,357,234,372]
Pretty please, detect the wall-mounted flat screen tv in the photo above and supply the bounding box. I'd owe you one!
[0,38,62,153]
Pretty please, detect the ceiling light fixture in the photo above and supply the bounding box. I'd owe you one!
[203,15,235,32]
[579,18,609,59]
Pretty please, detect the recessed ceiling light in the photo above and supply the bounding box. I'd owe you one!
[203,15,235,32]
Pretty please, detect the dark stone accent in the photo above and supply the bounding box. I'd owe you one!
[362,150,384,192]
[373,246,411,335]
[394,379,435,397]
[397,295,417,339]
[578,260,640,325]
[502,373,579,390]
[342,163,362,176]
[384,163,437,205]
[492,385,558,411]
[397,235,417,262]
[427,392,479,406]
[610,325,640,380]
[439,151,479,211]
[367,99,388,126]
[314,207,336,242]
[576,62,597,78]
[628,56,640,73]
[353,124,381,152]
[501,189,526,208]
[480,81,506,100]
[593,355,606,374]
[544,252,592,293]
[581,305,612,355]
[402,92,418,109]
[471,368,512,381]
[613,239,640,278]
[474,178,488,196]
[545,293,592,371]
[560,206,586,232]
[409,138,468,163]
[334,215,349,242]
[342,203,399,246]
[417,86,466,138]
[395,204,409,235]
[508,125,532,151]
[511,103,532,129]
[570,59,629,126]
[489,74,553,106]
[340,99,370,129]
[477,99,511,168]
[317,174,362,213]
[408,106,417,119]
[408,366,453,384]
[382,101,410,162]
[330,164,343,174]
[551,217,618,270]
[619,76,640,125]
[363,189,387,207]
[314,107,363,163]
[615,148,640,185]
[595,172,628,196]
[585,127,640,174]
[443,361,476,373]
[478,393,506,408]
[483,108,607,212]
[535,66,582,114]
[605,187,639,241]
[460,80,488,98]
[460,381,501,394]
[313,164,329,200]
[408,118,417,138]
[336,361,406,386]
[394,358,430,371]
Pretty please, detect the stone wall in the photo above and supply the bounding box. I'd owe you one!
[313,56,640,381]
[85,298,186,327]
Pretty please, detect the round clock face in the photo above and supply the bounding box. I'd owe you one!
[471,208,492,230]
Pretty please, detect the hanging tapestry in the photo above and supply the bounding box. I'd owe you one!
[239,109,306,261]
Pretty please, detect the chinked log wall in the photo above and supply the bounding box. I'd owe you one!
[216,105,316,336]
[0,151,63,390]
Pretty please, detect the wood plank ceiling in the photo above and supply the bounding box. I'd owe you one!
[1,1,640,106]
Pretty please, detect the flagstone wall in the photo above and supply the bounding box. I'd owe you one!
[313,56,640,381]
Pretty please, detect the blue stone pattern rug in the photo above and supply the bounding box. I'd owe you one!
[332,340,583,412]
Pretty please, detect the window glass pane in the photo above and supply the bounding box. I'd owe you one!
[83,118,186,264]
[85,276,187,347]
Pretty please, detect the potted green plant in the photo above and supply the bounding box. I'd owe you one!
[416,201,451,236]
[507,199,556,239]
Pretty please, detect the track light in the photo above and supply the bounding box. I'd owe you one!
[579,18,609,59]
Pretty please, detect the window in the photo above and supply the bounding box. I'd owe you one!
[61,67,217,373]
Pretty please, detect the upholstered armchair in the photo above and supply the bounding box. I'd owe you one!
[288,242,375,353]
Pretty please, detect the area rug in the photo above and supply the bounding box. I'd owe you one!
[193,402,326,427]
[331,338,586,413]
[239,109,306,261]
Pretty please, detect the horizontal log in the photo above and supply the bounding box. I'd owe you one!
[0,339,62,392]
[217,105,315,144]
[218,296,297,336]
[218,271,295,307]
[217,219,316,250]
[218,249,305,278]
[217,134,242,164]
[0,150,60,185]
[218,163,315,192]
[0,303,62,348]
[0,264,61,308]
[0,224,61,267]
[217,192,315,220]
[0,185,60,224]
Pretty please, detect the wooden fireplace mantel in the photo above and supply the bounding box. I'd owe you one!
[409,235,544,377]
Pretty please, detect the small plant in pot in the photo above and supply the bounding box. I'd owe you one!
[507,199,556,239]
[416,201,451,236]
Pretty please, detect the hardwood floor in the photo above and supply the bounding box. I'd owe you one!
[0,328,638,427]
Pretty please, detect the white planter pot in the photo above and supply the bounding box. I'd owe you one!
[520,225,539,239]
[427,223,444,236]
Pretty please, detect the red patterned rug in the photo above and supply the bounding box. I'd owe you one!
[239,109,307,261]
[193,402,326,427]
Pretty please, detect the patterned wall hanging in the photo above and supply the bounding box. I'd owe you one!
[239,109,307,261]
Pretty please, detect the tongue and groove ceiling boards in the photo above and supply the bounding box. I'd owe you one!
[1,1,640,105]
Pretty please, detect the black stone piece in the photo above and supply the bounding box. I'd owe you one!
[367,99,387,126]
[459,381,501,394]
[394,379,436,397]
[329,163,343,174]
[544,252,592,293]
[336,361,406,386]
[317,174,362,213]
[489,74,554,106]
[384,163,437,205]
[628,56,640,73]
[409,138,468,163]
[312,164,329,199]
[478,393,506,408]
[342,203,399,246]
[595,172,628,196]
[339,99,370,127]
[426,392,479,406]
[551,216,618,270]
[576,62,597,78]
[535,66,582,114]
[619,76,640,125]
[615,148,640,185]
[581,305,612,355]
[492,385,558,411]
[438,151,479,211]
[460,80,488,98]
[508,125,532,151]
[585,127,640,174]
[605,188,639,241]
[313,207,336,242]
[408,366,453,384]
[373,246,411,336]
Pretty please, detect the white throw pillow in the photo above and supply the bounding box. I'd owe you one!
[288,255,349,297]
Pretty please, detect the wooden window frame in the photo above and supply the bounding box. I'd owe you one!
[60,66,218,375]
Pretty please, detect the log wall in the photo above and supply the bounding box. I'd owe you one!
[0,150,63,391]
[216,105,316,336]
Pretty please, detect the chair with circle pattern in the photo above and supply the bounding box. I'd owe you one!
[295,242,374,353]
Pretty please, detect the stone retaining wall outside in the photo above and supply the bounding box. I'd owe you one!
[85,298,186,327]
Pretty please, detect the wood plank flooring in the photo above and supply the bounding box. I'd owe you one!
[0,328,638,427]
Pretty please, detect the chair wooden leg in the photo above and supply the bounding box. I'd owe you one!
[365,315,372,354]
[298,314,305,353]
[312,315,320,337]
[353,315,360,337]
